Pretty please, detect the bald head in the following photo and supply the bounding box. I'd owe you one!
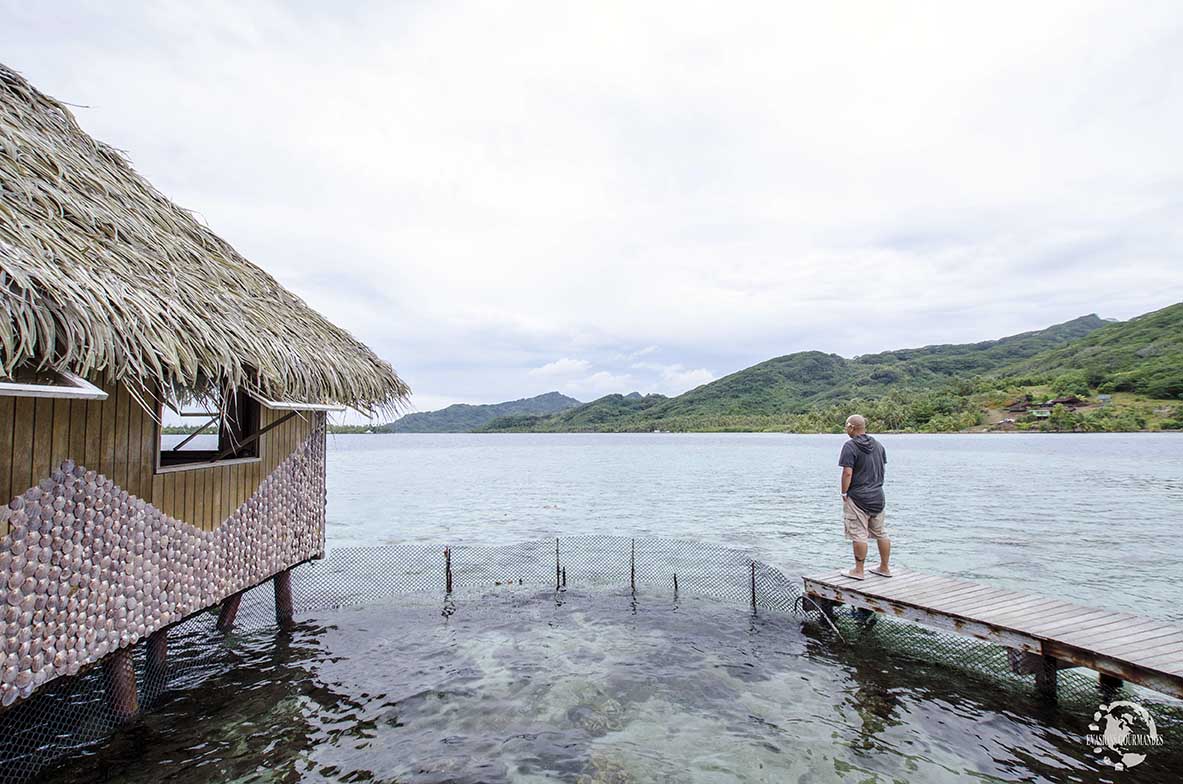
[845,414,867,436]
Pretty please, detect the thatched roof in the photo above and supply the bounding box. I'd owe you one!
[0,64,408,413]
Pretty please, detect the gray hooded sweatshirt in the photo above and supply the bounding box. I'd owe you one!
[838,434,887,515]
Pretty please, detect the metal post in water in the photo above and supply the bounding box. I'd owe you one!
[561,567,567,588]
[444,547,453,594]
[630,538,636,594]
[750,561,757,611]
[555,538,561,591]
[673,573,678,601]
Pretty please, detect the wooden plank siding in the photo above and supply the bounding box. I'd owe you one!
[0,397,13,525]
[2,378,317,536]
[10,397,35,512]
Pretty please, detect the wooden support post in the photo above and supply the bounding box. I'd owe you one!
[1099,672,1123,691]
[146,629,168,681]
[140,628,170,707]
[274,568,295,631]
[103,646,138,723]
[1035,654,1059,698]
[217,590,244,631]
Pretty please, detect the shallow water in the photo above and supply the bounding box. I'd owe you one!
[75,431,1180,783]
[41,590,1178,784]
[326,432,1183,621]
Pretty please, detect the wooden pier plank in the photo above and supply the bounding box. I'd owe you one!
[994,605,1120,635]
[938,590,1056,618]
[1054,617,1174,648]
[1133,638,1183,661]
[1025,608,1146,637]
[803,570,1183,700]
[1138,649,1183,671]
[969,596,1072,623]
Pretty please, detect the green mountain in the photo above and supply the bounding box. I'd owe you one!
[482,392,668,432]
[998,303,1183,399]
[483,314,1111,433]
[385,391,582,433]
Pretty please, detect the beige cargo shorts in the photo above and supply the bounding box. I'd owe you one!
[843,496,887,544]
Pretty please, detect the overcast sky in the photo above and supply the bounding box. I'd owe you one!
[3,2,1182,418]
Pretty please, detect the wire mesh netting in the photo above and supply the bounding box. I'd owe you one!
[0,535,1179,783]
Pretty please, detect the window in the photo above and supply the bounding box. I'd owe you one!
[0,367,108,400]
[157,385,261,471]
[247,393,344,413]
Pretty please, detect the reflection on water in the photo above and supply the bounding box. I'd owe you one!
[38,592,1179,783]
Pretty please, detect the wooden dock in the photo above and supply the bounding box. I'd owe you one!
[803,570,1183,699]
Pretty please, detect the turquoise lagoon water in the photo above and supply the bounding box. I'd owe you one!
[327,432,1182,622]
[50,432,1181,783]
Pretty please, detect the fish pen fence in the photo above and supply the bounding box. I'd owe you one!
[1,535,1179,782]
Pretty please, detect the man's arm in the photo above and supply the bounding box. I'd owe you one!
[840,466,852,496]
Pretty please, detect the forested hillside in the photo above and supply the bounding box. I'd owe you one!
[477,305,1183,433]
[998,303,1183,399]
[384,391,581,433]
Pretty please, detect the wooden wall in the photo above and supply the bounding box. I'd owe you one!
[0,378,315,537]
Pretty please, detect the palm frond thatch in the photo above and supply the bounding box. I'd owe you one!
[0,64,409,413]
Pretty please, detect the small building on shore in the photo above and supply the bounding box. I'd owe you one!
[0,64,408,709]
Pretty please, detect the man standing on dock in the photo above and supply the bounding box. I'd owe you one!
[838,414,891,579]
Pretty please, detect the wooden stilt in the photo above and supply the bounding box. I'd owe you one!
[274,568,294,631]
[146,628,168,680]
[1099,672,1123,690]
[103,646,138,723]
[1035,654,1059,698]
[217,590,244,631]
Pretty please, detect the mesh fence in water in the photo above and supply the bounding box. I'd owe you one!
[0,536,1178,783]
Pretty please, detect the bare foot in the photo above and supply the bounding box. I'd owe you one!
[869,566,892,577]
[844,568,866,580]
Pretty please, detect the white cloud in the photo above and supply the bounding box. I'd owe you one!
[4,1,1183,414]
[529,358,593,378]
[632,362,716,395]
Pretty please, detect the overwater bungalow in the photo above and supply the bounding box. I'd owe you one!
[0,64,407,711]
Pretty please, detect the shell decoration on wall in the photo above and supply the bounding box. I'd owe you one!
[0,426,326,707]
